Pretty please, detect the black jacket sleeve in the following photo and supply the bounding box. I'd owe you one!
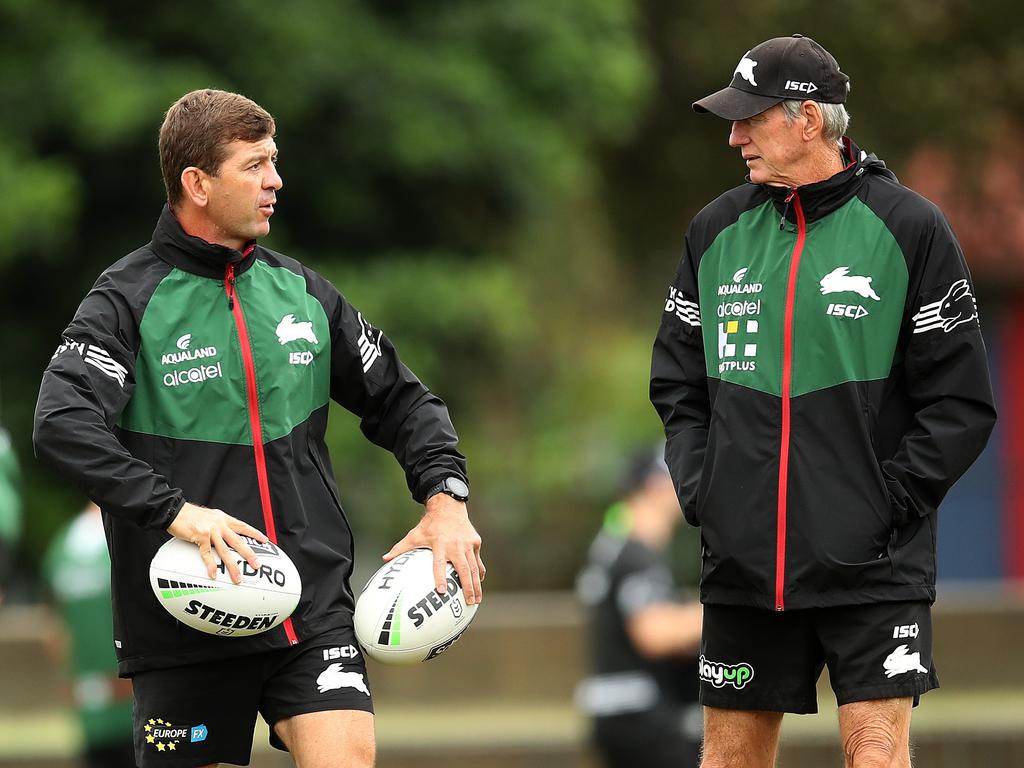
[650,232,709,526]
[321,282,467,502]
[33,271,186,529]
[881,207,997,524]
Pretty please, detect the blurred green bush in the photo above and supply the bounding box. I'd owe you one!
[1,0,1018,588]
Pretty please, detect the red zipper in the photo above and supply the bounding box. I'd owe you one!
[225,260,299,645]
[776,191,806,612]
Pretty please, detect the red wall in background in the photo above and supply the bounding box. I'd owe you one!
[1003,303,1024,580]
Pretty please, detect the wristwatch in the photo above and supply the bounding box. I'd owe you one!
[425,476,470,502]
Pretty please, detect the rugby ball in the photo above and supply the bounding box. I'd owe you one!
[149,536,301,637]
[354,548,478,665]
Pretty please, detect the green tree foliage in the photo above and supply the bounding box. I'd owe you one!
[1,0,1014,588]
[0,0,656,587]
[603,0,1023,296]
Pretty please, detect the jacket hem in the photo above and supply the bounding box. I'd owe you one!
[700,584,936,610]
[118,609,357,676]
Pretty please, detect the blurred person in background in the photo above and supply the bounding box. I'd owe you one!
[34,88,482,768]
[0,420,23,605]
[651,34,996,768]
[576,448,703,768]
[45,502,136,768]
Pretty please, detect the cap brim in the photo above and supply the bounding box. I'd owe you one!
[692,86,784,120]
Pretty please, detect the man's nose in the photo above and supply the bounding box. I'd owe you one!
[729,122,748,147]
[266,166,283,191]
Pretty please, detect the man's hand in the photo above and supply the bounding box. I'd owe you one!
[383,494,485,605]
[167,502,268,584]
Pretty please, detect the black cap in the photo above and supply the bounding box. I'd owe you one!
[693,34,850,120]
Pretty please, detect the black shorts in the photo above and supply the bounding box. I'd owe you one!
[131,626,374,768]
[699,601,938,714]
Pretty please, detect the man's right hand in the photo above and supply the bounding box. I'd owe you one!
[167,502,268,584]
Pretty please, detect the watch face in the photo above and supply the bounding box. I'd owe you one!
[445,477,470,499]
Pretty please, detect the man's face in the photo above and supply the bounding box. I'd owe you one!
[203,136,282,249]
[728,104,806,187]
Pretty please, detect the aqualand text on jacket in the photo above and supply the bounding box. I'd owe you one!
[34,206,468,674]
[651,138,996,613]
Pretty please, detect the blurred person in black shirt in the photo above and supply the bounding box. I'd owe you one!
[576,448,703,767]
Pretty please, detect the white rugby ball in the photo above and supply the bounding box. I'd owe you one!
[149,536,301,637]
[354,548,478,665]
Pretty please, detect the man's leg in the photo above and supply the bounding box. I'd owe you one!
[700,707,783,768]
[274,710,375,768]
[820,602,935,768]
[259,628,375,765]
[131,656,263,768]
[837,697,912,768]
[698,605,821,768]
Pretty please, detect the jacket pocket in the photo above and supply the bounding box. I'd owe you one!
[306,434,353,539]
[886,514,930,582]
[687,463,709,527]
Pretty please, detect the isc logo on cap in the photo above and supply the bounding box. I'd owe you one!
[785,80,818,93]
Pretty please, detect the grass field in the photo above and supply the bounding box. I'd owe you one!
[3,689,1024,764]
[4,592,1024,766]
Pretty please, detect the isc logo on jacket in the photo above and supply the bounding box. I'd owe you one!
[277,313,319,366]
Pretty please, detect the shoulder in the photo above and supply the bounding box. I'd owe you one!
[94,246,169,292]
[254,246,345,306]
[860,173,951,231]
[253,244,306,275]
[858,174,963,274]
[76,246,170,322]
[687,184,769,252]
[255,246,335,287]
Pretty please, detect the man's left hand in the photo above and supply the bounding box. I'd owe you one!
[383,495,485,605]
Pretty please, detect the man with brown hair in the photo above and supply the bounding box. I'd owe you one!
[35,88,484,768]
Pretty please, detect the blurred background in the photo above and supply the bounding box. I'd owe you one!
[2,0,1023,765]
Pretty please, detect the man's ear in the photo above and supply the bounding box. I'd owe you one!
[180,167,210,208]
[801,101,825,142]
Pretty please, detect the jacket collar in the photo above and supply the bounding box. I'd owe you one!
[765,138,891,225]
[150,205,258,279]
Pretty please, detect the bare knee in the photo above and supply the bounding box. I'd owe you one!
[305,728,374,768]
[701,707,783,768]
[843,722,902,767]
[840,699,911,768]
[346,732,375,768]
[274,710,376,768]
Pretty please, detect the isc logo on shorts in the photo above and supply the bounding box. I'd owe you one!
[321,644,360,661]
[892,623,919,639]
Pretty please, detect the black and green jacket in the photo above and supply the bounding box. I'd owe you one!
[34,206,468,674]
[651,139,996,612]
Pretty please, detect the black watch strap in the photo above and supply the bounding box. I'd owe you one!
[425,476,469,502]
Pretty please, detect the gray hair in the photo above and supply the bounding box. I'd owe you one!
[780,99,850,143]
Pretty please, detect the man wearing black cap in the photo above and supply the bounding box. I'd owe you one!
[651,35,996,768]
